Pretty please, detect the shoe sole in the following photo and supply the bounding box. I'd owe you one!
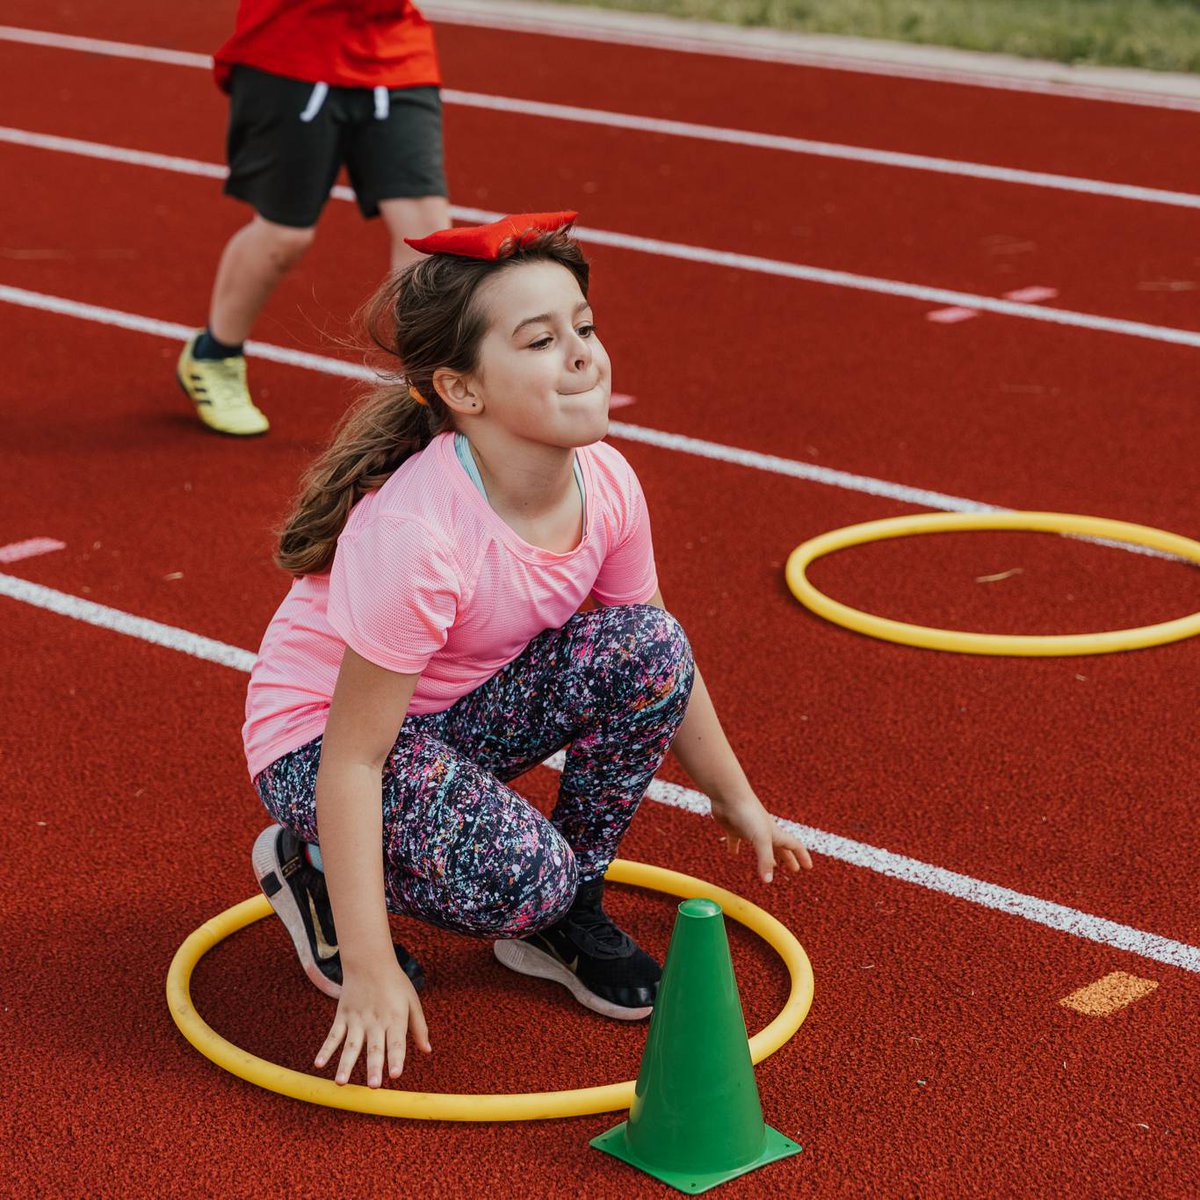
[493,938,653,1021]
[175,370,269,438]
[251,825,341,999]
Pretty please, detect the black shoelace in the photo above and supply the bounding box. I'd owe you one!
[563,883,635,959]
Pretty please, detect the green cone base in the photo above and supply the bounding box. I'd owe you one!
[591,1121,802,1194]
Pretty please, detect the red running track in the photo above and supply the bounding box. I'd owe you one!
[4,40,1200,333]
[1,4,1197,1198]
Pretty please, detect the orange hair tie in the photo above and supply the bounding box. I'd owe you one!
[408,385,429,407]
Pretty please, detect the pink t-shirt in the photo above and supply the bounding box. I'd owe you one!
[242,433,658,777]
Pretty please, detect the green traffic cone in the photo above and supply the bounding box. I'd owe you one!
[591,897,802,1194]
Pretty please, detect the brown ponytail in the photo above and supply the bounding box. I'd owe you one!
[275,228,590,576]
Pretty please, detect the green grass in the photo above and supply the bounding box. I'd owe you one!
[540,0,1200,73]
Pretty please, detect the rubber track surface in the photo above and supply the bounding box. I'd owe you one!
[1,3,1196,1197]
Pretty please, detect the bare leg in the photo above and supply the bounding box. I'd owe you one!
[207,215,317,345]
[379,196,452,273]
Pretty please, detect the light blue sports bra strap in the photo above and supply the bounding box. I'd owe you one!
[574,455,586,526]
[455,431,487,495]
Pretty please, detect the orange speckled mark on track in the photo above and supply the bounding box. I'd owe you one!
[1059,972,1160,1017]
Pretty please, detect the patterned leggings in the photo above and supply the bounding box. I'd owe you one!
[255,604,694,939]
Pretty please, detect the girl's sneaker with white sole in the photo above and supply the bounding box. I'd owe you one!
[493,878,660,1020]
[252,824,424,998]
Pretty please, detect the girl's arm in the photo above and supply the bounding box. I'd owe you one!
[312,647,430,1087]
[647,590,814,883]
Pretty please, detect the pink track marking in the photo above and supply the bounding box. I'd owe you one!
[927,285,1058,324]
[926,306,979,324]
[1003,285,1060,303]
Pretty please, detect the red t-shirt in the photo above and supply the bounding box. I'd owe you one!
[213,0,441,92]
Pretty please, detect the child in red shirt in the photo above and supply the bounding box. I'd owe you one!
[178,1,450,436]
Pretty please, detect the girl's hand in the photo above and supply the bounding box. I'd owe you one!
[314,962,431,1088]
[710,792,814,883]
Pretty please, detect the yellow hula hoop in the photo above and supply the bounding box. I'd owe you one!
[166,859,814,1122]
[786,510,1200,657]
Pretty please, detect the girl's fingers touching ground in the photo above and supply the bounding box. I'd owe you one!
[408,995,432,1054]
[314,1018,347,1069]
[386,1022,408,1079]
[366,1036,386,1089]
[335,1029,364,1085]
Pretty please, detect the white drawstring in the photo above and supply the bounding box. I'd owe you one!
[298,81,387,122]
[298,81,329,123]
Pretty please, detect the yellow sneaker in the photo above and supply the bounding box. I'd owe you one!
[176,332,270,436]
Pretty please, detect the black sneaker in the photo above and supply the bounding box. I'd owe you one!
[251,824,424,998]
[492,879,660,1020]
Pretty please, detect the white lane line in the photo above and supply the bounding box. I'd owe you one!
[926,283,1059,325]
[9,15,1200,113]
[0,572,256,672]
[0,24,211,68]
[601,419,1001,515]
[420,1,1200,113]
[0,537,66,563]
[620,763,1199,977]
[0,279,1188,564]
[2,567,1196,974]
[0,284,375,379]
[2,27,1198,210]
[466,92,1200,210]
[445,91,1200,211]
[4,127,1200,351]
[567,218,1200,350]
[605,429,1173,561]
[0,282,1017,515]
[0,282,1187,564]
[0,125,227,179]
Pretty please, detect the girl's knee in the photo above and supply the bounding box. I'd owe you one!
[451,828,578,938]
[596,604,695,705]
[639,605,693,679]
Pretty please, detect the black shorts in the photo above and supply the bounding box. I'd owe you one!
[224,65,447,228]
